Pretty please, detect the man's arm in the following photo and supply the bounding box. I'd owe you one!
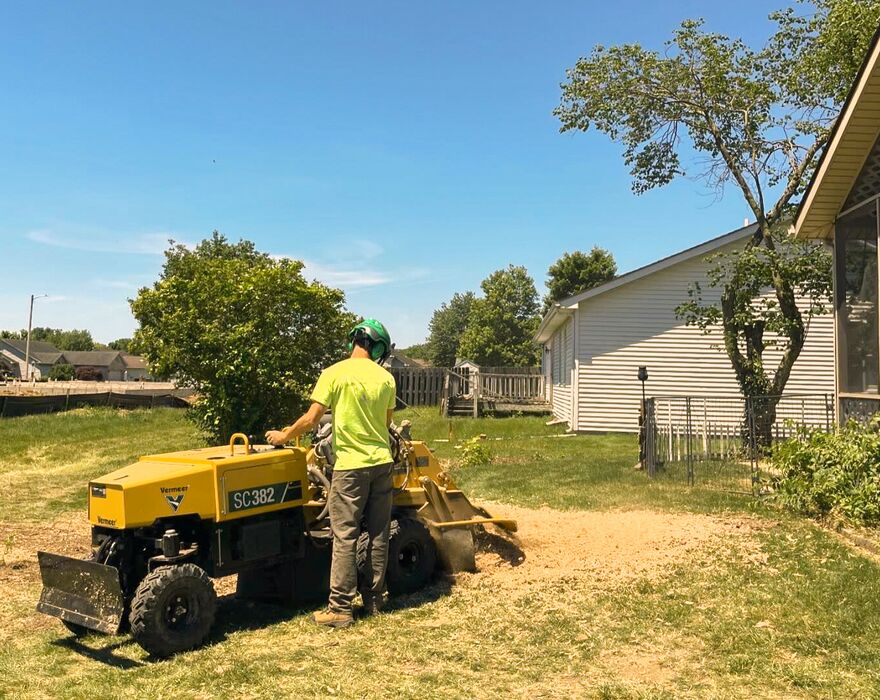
[386,408,393,428]
[265,402,327,446]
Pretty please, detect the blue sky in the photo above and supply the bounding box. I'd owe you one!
[1,1,791,346]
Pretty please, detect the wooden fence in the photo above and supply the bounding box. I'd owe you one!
[389,366,545,409]
[389,367,446,407]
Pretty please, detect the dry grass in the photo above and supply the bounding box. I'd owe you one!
[2,409,880,698]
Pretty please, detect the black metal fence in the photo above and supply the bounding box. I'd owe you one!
[643,394,835,494]
[0,392,189,418]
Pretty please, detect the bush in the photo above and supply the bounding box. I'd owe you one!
[773,422,880,526]
[49,364,75,381]
[75,366,104,382]
[460,437,491,469]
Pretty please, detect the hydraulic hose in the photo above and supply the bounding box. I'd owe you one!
[308,465,332,522]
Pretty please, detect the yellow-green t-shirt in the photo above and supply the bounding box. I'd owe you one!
[310,358,397,471]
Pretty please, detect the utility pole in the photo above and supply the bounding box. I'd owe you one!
[24,294,48,381]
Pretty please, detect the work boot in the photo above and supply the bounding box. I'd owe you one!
[313,608,354,628]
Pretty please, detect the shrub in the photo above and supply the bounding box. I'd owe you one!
[460,437,491,469]
[75,366,104,382]
[772,422,880,526]
[49,364,75,381]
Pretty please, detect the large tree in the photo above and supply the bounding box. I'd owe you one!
[131,232,355,443]
[556,0,878,423]
[458,265,541,367]
[1,327,95,351]
[544,247,617,311]
[426,291,475,367]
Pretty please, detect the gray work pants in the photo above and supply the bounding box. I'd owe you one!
[327,462,393,613]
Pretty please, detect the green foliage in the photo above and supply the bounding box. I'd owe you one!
[1,327,95,351]
[556,0,877,401]
[426,291,475,367]
[130,232,356,443]
[48,364,75,381]
[458,265,541,366]
[544,247,616,311]
[676,231,832,398]
[773,421,880,525]
[459,437,491,469]
[108,338,132,352]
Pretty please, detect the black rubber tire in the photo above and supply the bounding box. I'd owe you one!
[129,564,216,658]
[359,517,437,596]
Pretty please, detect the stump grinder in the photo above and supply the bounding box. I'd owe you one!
[36,423,515,657]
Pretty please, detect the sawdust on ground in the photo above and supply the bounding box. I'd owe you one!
[462,502,768,592]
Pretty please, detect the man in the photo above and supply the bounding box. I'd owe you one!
[265,318,396,628]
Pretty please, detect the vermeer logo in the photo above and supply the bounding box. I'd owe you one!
[97,516,116,526]
[161,486,188,512]
[165,494,185,512]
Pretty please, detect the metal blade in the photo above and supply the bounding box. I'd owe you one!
[36,551,124,635]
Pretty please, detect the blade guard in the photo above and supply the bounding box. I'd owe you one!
[417,477,517,573]
[36,551,125,635]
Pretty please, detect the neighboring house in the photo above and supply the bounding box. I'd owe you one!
[385,350,431,369]
[794,25,880,422]
[535,224,836,433]
[0,339,65,380]
[121,354,152,381]
[61,351,128,381]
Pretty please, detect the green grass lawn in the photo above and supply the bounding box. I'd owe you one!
[1,407,879,699]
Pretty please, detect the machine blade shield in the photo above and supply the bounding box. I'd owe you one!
[36,551,125,635]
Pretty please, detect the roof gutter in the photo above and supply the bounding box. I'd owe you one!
[534,305,575,344]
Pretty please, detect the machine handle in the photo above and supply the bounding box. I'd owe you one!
[229,433,252,455]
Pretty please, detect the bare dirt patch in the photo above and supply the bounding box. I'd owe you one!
[464,502,770,592]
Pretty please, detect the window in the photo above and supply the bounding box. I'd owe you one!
[552,321,571,386]
[836,200,879,394]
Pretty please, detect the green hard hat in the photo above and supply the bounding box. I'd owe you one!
[348,318,392,362]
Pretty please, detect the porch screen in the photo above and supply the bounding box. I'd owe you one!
[836,200,879,394]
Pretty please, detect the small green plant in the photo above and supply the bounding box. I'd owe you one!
[460,437,491,469]
[49,364,75,381]
[772,421,880,525]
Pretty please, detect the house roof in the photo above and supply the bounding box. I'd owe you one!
[535,223,759,343]
[62,351,124,368]
[1,339,61,355]
[31,352,65,365]
[794,24,880,240]
[121,354,147,369]
[388,351,430,368]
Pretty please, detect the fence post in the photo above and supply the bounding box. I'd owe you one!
[746,397,758,494]
[685,397,694,486]
[645,398,656,477]
[472,368,480,417]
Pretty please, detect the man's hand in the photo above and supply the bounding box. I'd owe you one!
[265,429,289,446]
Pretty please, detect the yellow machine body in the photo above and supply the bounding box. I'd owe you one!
[88,439,309,530]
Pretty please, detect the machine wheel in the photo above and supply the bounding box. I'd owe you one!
[357,517,436,596]
[129,564,216,658]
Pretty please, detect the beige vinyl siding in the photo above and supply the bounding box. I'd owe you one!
[574,241,835,433]
[550,318,574,425]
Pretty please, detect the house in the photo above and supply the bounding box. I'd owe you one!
[121,354,152,381]
[794,24,880,422]
[535,224,836,432]
[61,351,128,381]
[385,350,431,369]
[0,339,65,380]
